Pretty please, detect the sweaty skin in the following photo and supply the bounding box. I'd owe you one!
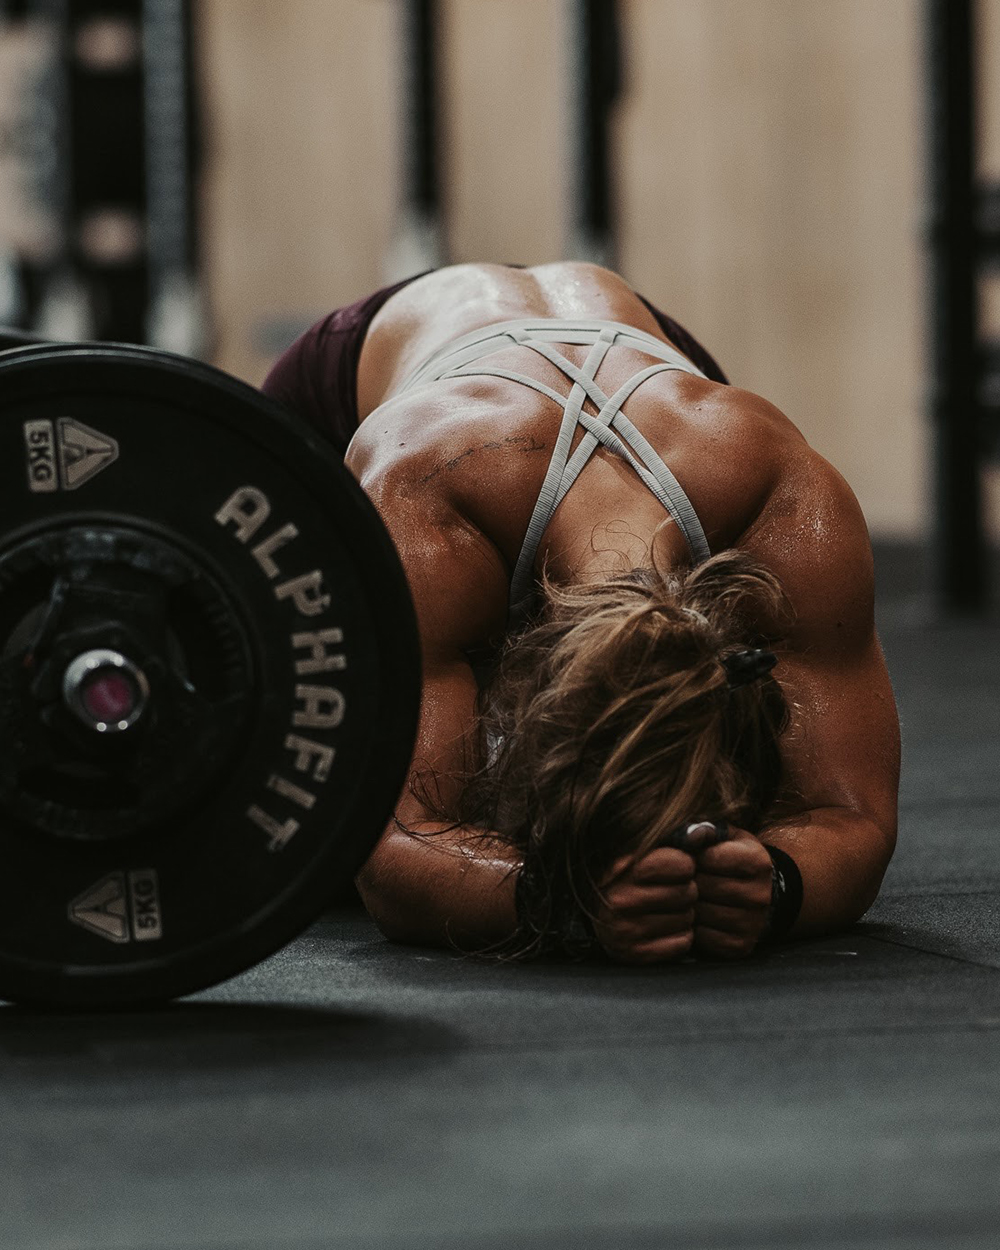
[345,262,900,962]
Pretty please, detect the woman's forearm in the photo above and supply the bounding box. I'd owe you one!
[760,805,897,936]
[356,822,521,950]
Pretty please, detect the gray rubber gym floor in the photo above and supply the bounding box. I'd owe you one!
[3,544,999,1250]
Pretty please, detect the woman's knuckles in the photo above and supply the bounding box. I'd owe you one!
[694,928,755,958]
[618,932,694,964]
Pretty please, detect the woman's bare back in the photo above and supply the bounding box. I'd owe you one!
[346,262,802,645]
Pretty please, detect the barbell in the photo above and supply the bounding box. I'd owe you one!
[0,340,422,1008]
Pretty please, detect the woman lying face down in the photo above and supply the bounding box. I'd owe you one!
[410,546,801,960]
[263,261,901,963]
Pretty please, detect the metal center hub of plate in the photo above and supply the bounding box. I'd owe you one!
[0,521,258,841]
[63,649,149,733]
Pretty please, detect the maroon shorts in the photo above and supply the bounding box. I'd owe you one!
[262,272,729,456]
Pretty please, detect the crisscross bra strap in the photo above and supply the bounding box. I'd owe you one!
[398,318,713,619]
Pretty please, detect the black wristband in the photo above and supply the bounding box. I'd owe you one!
[762,844,803,940]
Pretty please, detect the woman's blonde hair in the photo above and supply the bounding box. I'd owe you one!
[416,539,797,956]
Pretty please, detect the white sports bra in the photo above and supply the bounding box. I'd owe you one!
[399,317,712,625]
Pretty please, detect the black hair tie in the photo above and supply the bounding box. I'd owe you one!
[722,647,777,689]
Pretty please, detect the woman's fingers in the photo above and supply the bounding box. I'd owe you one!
[695,829,772,913]
[695,869,772,909]
[696,833,772,880]
[597,926,695,965]
[694,899,765,934]
[605,846,696,887]
[602,879,698,917]
[694,886,770,959]
[692,926,757,959]
[662,819,730,854]
[594,848,697,962]
[594,919,695,963]
[593,887,695,960]
[608,930,695,965]
[691,827,772,958]
[592,828,774,963]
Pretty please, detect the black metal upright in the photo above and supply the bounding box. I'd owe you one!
[142,0,202,353]
[391,0,444,275]
[568,0,622,266]
[24,0,85,339]
[404,0,440,225]
[925,0,988,613]
[0,1,37,327]
[71,0,149,343]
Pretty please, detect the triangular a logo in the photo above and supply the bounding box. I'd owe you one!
[68,872,129,944]
[57,418,119,490]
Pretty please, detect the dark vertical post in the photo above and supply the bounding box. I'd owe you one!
[0,3,23,324]
[925,0,988,612]
[568,0,622,267]
[70,0,149,343]
[142,0,203,354]
[7,1,199,346]
[406,0,439,223]
[29,0,92,339]
[391,0,444,277]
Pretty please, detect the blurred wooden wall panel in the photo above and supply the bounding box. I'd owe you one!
[616,0,925,538]
[442,0,565,265]
[199,0,399,385]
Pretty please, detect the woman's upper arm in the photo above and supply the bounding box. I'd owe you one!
[365,474,510,823]
[742,454,901,840]
[354,485,512,934]
[397,651,482,824]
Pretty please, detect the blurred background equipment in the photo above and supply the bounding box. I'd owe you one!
[388,0,625,276]
[923,0,1000,614]
[0,0,200,348]
[141,0,203,355]
[925,0,987,612]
